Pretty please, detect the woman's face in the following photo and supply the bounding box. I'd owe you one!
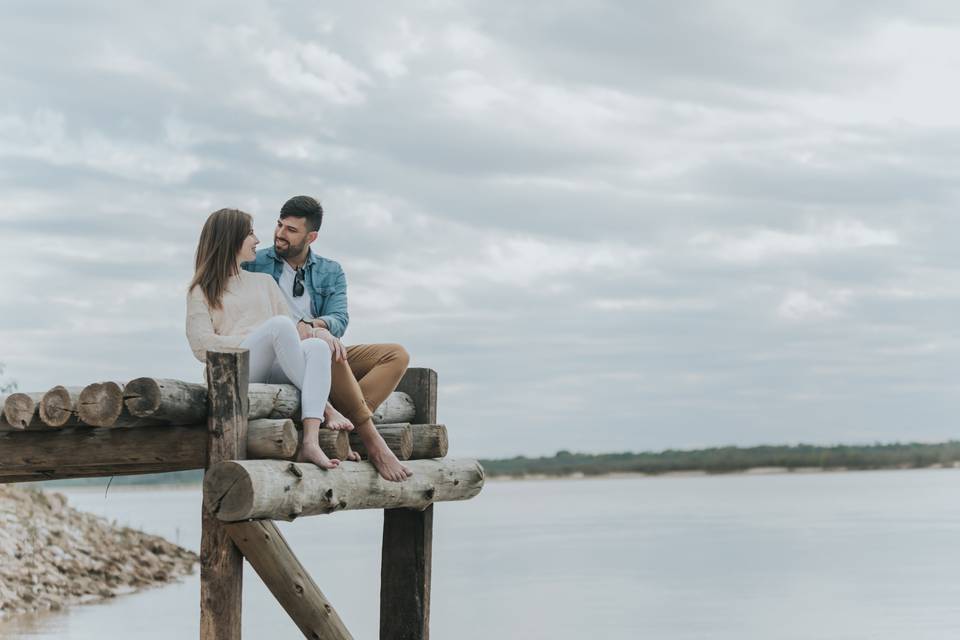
[238,228,259,263]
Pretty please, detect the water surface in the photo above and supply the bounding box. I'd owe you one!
[2,469,959,639]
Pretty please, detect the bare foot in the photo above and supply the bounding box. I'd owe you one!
[323,405,354,431]
[344,446,362,462]
[297,442,340,469]
[366,435,413,482]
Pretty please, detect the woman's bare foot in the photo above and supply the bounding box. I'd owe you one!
[323,404,354,431]
[297,442,340,469]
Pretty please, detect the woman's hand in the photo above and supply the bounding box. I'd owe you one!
[310,327,348,362]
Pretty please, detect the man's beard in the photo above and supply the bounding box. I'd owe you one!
[274,236,306,258]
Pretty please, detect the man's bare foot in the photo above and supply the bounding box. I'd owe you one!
[297,442,340,469]
[366,436,413,482]
[323,405,354,431]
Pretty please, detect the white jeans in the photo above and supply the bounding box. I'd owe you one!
[240,316,331,421]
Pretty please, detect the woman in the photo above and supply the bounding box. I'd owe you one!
[185,208,347,469]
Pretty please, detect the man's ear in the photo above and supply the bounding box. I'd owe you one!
[307,230,318,244]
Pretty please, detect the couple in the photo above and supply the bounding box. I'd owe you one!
[185,196,413,482]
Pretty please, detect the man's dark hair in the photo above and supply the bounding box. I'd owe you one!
[280,195,323,232]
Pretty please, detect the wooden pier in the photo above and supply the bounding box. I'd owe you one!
[0,349,484,639]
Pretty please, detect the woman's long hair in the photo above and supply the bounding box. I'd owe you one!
[189,208,253,309]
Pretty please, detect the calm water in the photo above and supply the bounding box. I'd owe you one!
[2,469,959,639]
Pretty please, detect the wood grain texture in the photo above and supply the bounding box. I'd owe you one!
[381,505,433,640]
[200,349,249,640]
[204,458,484,522]
[39,386,84,428]
[394,369,437,425]
[349,424,413,460]
[224,520,353,640]
[382,367,439,640]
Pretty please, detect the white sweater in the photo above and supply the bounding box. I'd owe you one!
[185,271,291,362]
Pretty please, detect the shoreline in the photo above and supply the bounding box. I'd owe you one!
[40,463,960,492]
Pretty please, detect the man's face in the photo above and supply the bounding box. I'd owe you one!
[274,216,317,258]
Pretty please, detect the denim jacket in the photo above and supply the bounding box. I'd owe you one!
[241,247,349,338]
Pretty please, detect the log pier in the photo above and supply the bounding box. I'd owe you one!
[0,354,483,639]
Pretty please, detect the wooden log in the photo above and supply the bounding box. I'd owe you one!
[378,424,448,459]
[249,383,301,420]
[247,418,297,460]
[395,368,437,425]
[0,424,207,473]
[203,458,484,522]
[124,378,302,423]
[349,424,413,460]
[0,419,300,479]
[382,368,438,640]
[77,381,124,427]
[124,377,208,424]
[0,462,201,484]
[372,392,416,425]
[39,386,84,428]
[224,520,353,639]
[316,428,351,461]
[381,505,433,640]
[3,392,45,429]
[201,349,249,640]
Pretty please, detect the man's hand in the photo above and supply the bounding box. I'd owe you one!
[296,320,313,341]
[310,327,348,362]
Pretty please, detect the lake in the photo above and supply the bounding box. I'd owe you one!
[1,469,959,639]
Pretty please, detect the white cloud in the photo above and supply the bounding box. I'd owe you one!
[776,289,851,322]
[691,220,899,263]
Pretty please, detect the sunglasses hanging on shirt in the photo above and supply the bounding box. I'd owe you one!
[293,266,305,297]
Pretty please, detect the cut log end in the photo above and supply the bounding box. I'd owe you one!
[38,386,77,428]
[122,377,162,417]
[4,393,38,429]
[78,382,124,427]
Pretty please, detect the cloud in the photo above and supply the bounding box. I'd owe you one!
[691,220,899,263]
[3,1,960,456]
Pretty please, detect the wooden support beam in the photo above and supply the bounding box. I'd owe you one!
[0,419,298,480]
[224,520,353,639]
[381,368,439,640]
[203,458,484,522]
[381,505,433,640]
[200,349,249,640]
[395,369,437,425]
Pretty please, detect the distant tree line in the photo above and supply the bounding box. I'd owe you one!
[479,442,960,478]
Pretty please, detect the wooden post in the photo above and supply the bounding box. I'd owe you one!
[201,349,249,640]
[224,520,353,640]
[381,368,438,640]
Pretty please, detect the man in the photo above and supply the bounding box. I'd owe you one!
[243,195,413,482]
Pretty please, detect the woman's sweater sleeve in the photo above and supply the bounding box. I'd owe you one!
[185,286,246,362]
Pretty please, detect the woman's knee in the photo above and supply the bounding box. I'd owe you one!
[302,337,332,359]
[265,315,297,336]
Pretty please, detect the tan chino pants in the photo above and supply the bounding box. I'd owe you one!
[328,343,410,427]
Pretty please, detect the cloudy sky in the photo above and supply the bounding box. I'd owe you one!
[1,1,959,457]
